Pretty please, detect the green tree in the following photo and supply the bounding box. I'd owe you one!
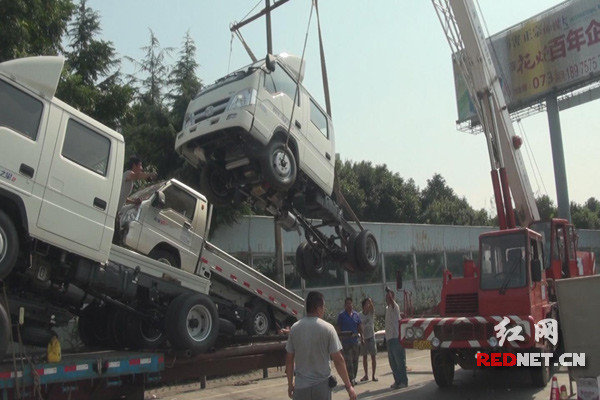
[571,201,600,229]
[56,0,133,128]
[535,195,557,221]
[168,31,202,129]
[0,0,74,62]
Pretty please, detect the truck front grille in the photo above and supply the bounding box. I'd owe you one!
[444,293,478,315]
[193,97,230,124]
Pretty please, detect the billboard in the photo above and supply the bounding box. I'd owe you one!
[456,0,600,123]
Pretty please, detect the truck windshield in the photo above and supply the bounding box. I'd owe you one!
[130,181,166,201]
[195,60,263,98]
[480,232,527,291]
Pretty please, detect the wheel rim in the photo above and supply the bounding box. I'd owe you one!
[0,226,7,263]
[272,149,292,180]
[365,236,377,265]
[253,312,269,335]
[208,170,230,197]
[186,304,212,342]
[140,321,163,343]
[157,257,172,266]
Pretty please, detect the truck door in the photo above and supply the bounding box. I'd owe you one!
[37,115,116,253]
[152,183,202,272]
[0,79,50,208]
[302,92,335,192]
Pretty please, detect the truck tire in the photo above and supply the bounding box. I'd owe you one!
[261,140,297,191]
[0,303,10,359]
[296,242,325,280]
[200,165,235,206]
[165,293,219,353]
[244,303,271,336]
[353,230,378,272]
[126,315,166,349]
[0,209,19,280]
[530,352,551,387]
[109,308,130,348]
[149,248,179,269]
[20,325,55,347]
[431,349,454,388]
[78,302,112,347]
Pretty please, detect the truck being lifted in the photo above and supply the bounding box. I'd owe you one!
[175,53,379,280]
[0,56,303,358]
[399,0,596,389]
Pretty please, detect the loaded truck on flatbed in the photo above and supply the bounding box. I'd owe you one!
[399,0,596,389]
[0,55,303,358]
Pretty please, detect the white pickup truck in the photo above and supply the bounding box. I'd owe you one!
[0,56,303,357]
[175,53,379,280]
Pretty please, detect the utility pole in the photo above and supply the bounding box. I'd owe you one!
[266,0,273,55]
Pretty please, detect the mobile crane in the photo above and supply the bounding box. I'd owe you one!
[399,0,596,388]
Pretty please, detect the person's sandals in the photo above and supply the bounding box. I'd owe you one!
[372,377,378,382]
[360,376,369,382]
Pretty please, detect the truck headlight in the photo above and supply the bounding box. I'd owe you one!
[431,337,441,347]
[405,328,415,339]
[414,327,424,339]
[226,88,257,111]
[183,112,194,129]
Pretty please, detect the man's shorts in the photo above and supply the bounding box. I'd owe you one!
[360,337,377,356]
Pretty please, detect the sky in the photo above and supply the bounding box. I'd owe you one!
[88,0,600,215]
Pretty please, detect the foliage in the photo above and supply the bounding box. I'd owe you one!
[0,0,75,62]
[56,0,133,129]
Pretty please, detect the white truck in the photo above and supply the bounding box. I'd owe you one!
[175,53,379,280]
[0,56,303,357]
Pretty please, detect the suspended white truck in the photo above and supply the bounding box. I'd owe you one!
[175,54,380,280]
[0,56,303,358]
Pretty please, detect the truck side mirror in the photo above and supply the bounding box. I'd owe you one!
[396,270,403,290]
[531,259,542,282]
[152,191,166,209]
[265,54,276,72]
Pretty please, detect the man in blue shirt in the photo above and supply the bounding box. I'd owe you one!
[337,297,363,386]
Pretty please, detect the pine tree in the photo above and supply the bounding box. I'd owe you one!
[169,31,202,129]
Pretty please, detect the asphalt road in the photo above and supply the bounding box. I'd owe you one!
[147,349,573,400]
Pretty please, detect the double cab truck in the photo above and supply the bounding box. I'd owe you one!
[175,53,379,280]
[0,56,303,358]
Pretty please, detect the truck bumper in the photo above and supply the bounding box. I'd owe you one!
[175,108,255,154]
[400,315,536,350]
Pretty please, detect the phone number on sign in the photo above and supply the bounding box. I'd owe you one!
[529,55,600,91]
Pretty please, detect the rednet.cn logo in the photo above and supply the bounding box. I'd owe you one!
[475,317,586,367]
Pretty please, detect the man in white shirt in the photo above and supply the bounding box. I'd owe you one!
[286,291,357,400]
[385,288,408,389]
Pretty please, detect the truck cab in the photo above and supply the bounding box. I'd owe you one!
[175,53,335,208]
[118,179,209,273]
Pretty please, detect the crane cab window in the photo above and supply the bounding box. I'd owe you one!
[480,233,527,290]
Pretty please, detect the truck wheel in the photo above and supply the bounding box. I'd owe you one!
[0,303,10,359]
[431,349,454,388]
[297,242,325,280]
[261,140,297,191]
[530,352,551,387]
[78,302,112,347]
[295,242,310,280]
[109,309,130,348]
[200,165,235,206]
[165,293,219,353]
[149,248,179,269]
[244,303,271,336]
[126,315,165,349]
[0,209,19,280]
[353,230,378,272]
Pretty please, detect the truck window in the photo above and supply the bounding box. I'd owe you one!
[62,119,111,176]
[162,185,196,221]
[0,80,43,140]
[310,99,328,138]
[264,67,299,105]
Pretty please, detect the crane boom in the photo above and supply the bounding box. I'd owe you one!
[432,0,540,227]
